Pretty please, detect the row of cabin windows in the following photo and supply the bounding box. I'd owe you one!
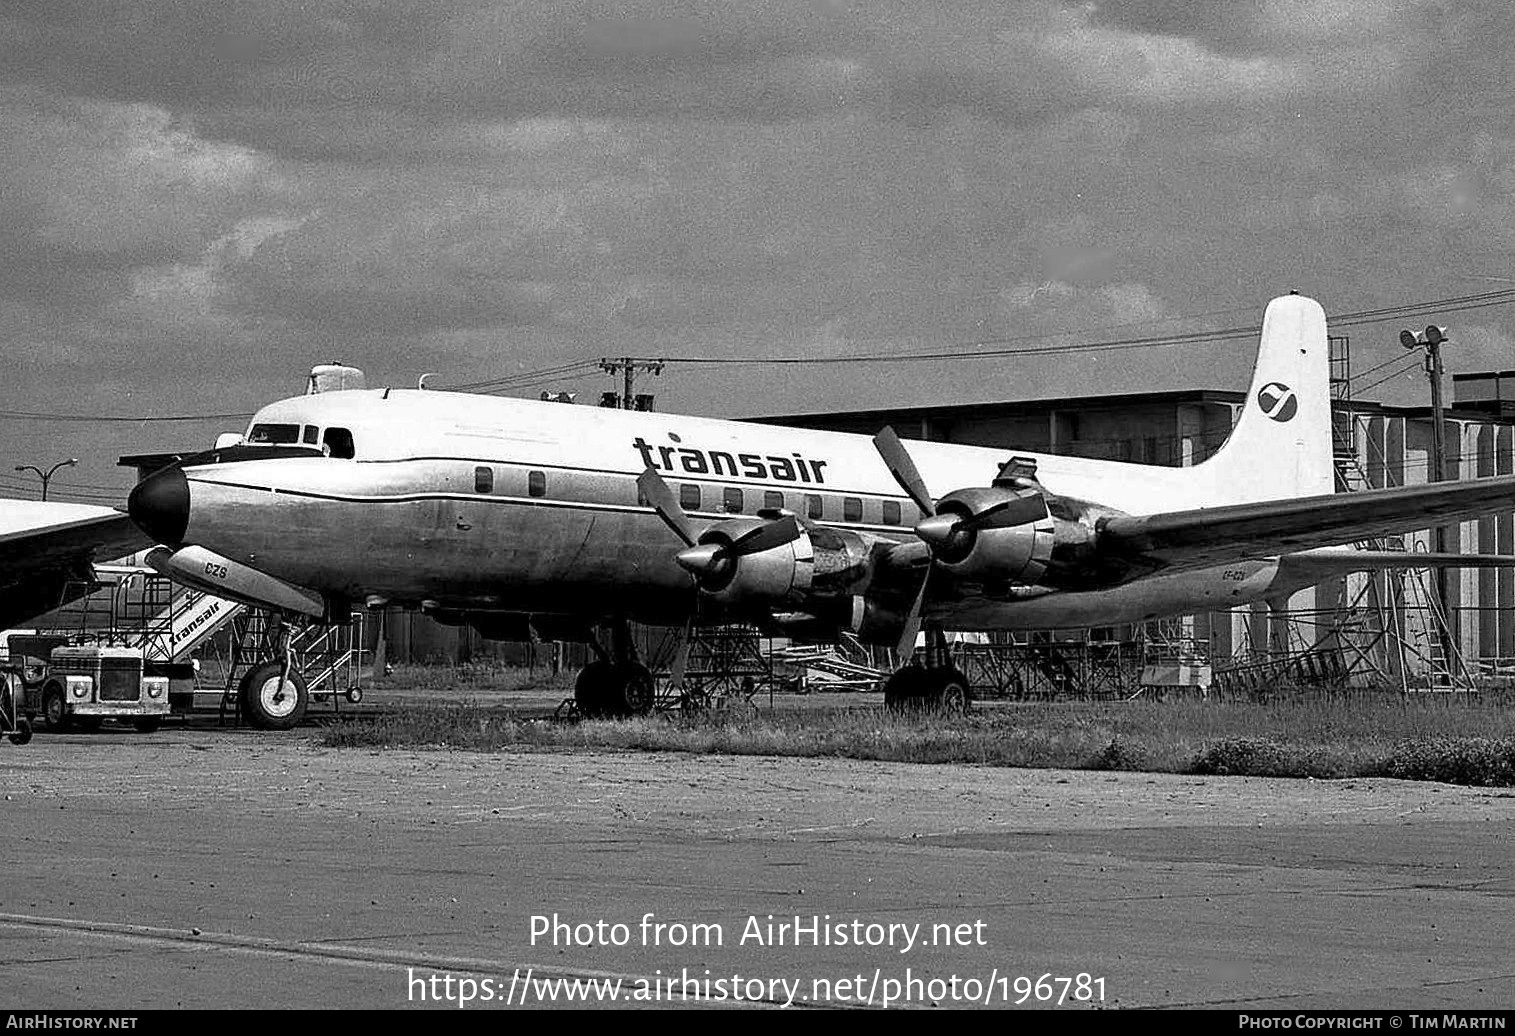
[472,466,905,525]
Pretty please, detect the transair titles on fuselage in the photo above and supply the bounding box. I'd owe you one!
[631,436,830,485]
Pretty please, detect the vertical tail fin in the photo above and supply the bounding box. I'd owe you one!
[1193,293,1334,504]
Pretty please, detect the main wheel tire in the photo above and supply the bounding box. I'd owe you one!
[883,668,926,713]
[574,661,617,719]
[930,671,971,716]
[238,662,309,731]
[42,684,71,732]
[612,663,655,717]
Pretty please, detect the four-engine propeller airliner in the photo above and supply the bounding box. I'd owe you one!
[125,293,1515,727]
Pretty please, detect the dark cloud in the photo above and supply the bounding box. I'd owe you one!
[3,0,1515,497]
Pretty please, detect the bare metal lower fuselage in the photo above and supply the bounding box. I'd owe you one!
[172,454,1286,633]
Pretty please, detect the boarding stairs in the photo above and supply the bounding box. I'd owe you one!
[769,641,884,693]
[132,586,245,664]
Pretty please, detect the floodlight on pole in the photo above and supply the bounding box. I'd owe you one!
[13,457,78,501]
[1400,324,1455,681]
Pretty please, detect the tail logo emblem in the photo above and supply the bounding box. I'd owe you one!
[1257,382,1297,422]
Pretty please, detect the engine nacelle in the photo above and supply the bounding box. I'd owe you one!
[695,519,814,606]
[769,594,908,648]
[933,486,1055,584]
[695,521,880,608]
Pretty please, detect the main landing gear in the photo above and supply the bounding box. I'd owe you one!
[883,629,971,715]
[574,621,655,720]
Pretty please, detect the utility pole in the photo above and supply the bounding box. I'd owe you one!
[1400,325,1455,680]
[598,357,665,410]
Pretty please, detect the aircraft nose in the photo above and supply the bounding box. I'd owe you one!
[128,466,190,546]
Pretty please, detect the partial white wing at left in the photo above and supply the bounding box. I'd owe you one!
[0,500,149,629]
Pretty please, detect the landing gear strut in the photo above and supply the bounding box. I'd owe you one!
[238,620,309,730]
[574,621,655,719]
[884,629,970,715]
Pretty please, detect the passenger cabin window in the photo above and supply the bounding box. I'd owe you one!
[474,466,494,493]
[302,425,319,445]
[843,497,862,523]
[680,484,701,511]
[723,487,743,513]
[323,427,355,459]
[882,500,901,526]
[764,491,784,511]
[248,423,300,444]
[807,494,824,520]
[528,471,546,498]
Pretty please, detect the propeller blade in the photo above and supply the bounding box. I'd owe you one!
[873,427,936,518]
[372,607,387,677]
[955,493,1049,532]
[726,514,801,557]
[896,565,931,661]
[668,616,694,691]
[637,467,697,548]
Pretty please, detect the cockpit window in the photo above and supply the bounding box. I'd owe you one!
[302,425,319,445]
[247,423,301,444]
[323,426,355,459]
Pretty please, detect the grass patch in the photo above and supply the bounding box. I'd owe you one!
[320,696,1515,787]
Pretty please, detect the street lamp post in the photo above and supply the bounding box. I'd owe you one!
[13,458,78,502]
[1400,325,1454,680]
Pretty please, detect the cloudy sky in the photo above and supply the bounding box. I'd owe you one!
[2,1,1513,504]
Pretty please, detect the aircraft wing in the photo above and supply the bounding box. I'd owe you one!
[0,501,149,629]
[1098,475,1515,572]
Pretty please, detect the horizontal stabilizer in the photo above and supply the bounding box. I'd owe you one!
[1101,474,1515,572]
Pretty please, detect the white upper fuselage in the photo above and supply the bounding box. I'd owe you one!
[155,387,1291,631]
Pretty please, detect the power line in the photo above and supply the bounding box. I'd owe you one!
[0,409,250,424]
[459,287,1515,382]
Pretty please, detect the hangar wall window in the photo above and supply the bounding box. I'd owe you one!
[679,484,701,511]
[302,425,319,445]
[807,494,823,520]
[248,423,300,444]
[528,470,546,498]
[723,487,743,513]
[763,491,784,511]
[323,427,355,459]
[843,497,862,523]
[882,500,901,526]
[474,466,494,493]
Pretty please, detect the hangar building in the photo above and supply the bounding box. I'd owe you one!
[755,362,1515,688]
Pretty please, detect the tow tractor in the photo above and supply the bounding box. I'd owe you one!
[4,635,170,733]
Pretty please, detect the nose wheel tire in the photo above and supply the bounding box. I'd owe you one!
[238,662,309,730]
[7,718,31,746]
